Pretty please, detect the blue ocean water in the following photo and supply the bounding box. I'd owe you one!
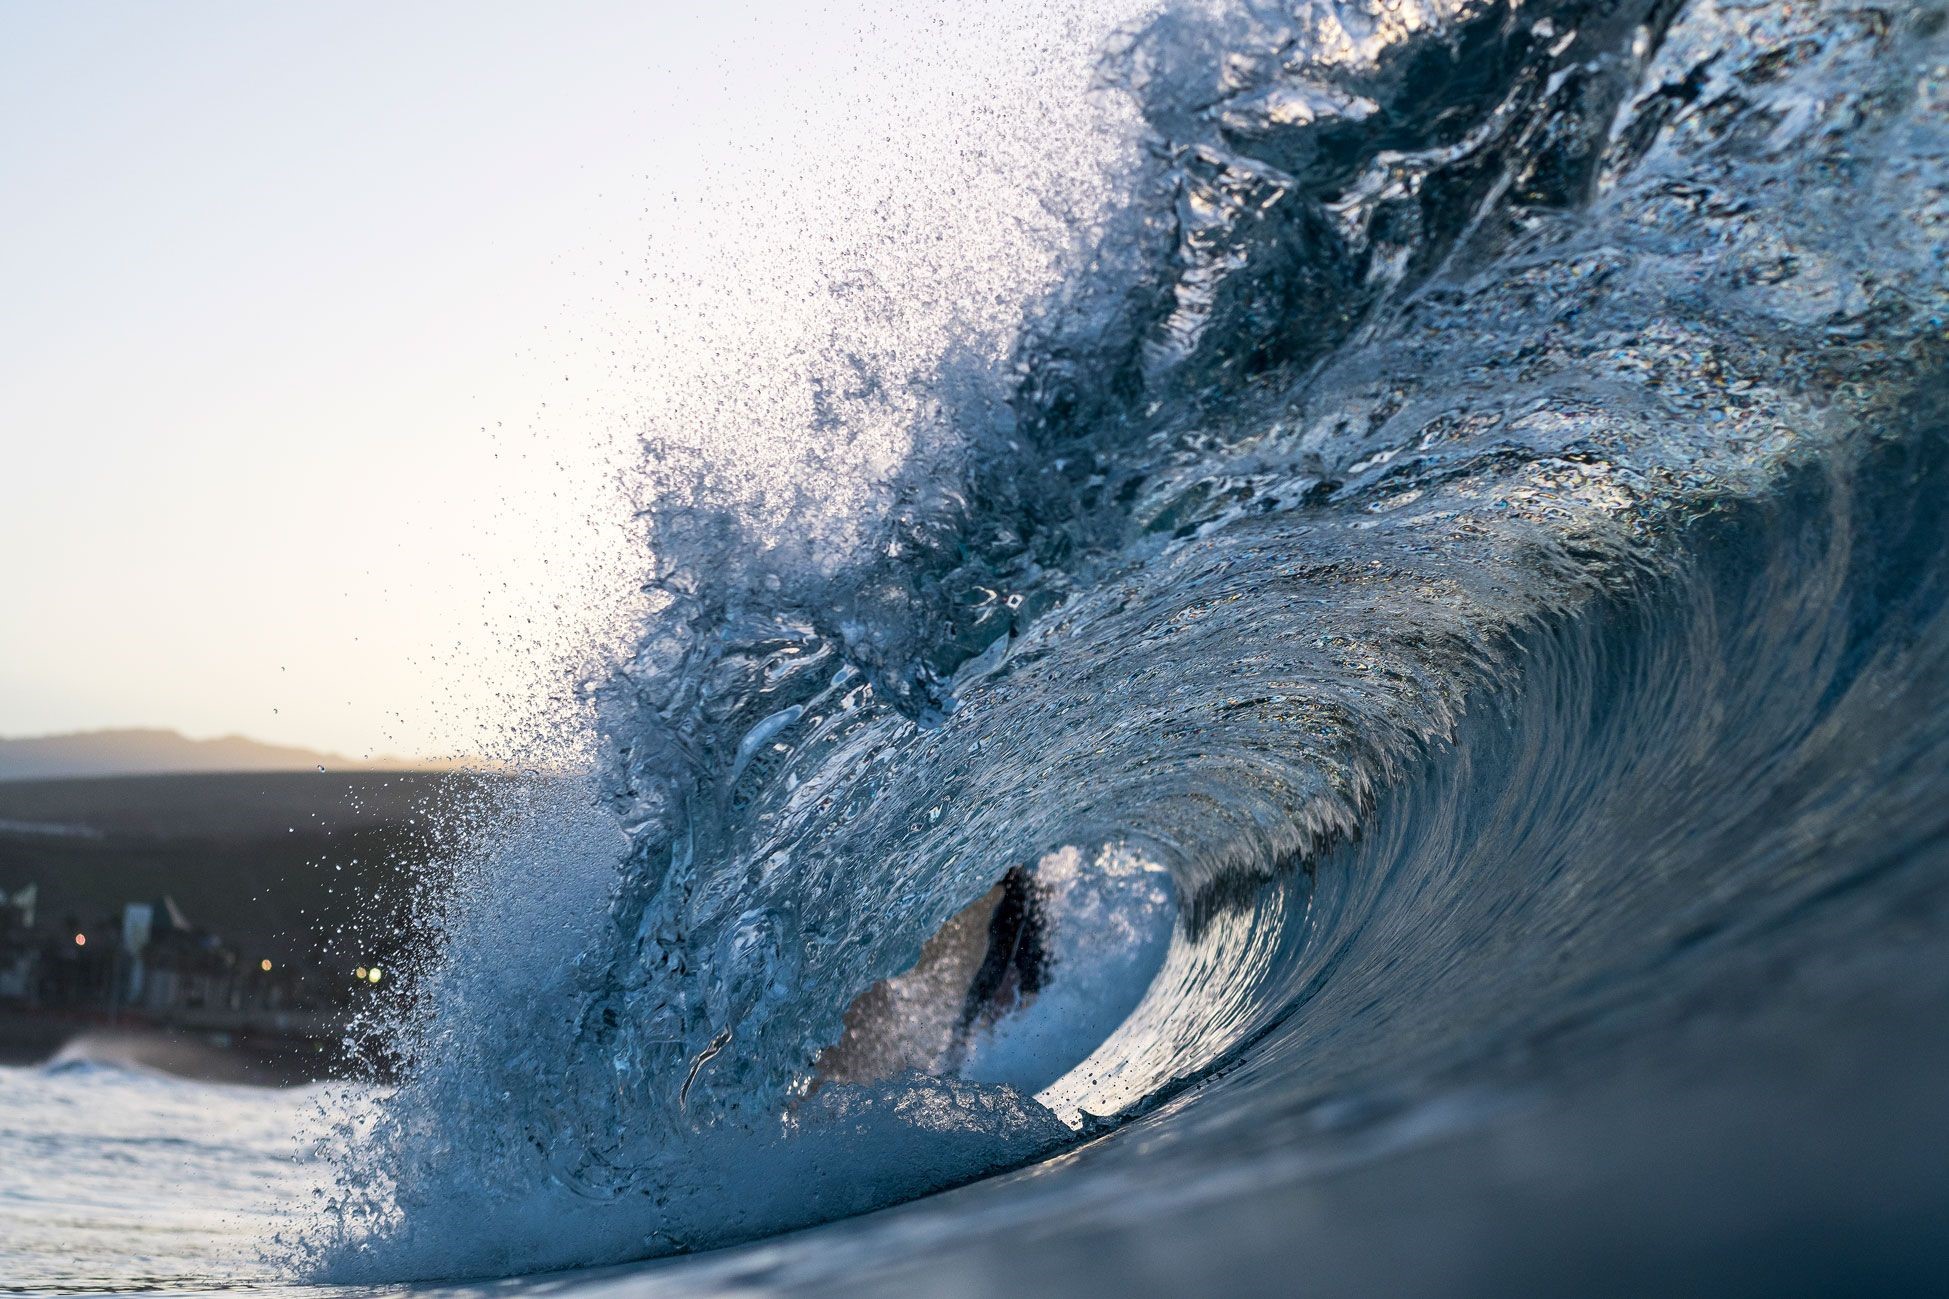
[7,0,1948,1295]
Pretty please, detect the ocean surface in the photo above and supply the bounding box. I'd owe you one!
[7,0,1948,1294]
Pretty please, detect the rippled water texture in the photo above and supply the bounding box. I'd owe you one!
[0,1064,321,1293]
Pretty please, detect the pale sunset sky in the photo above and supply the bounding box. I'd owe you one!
[0,1,1132,760]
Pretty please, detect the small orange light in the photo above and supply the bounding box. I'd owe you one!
[260,959,273,972]
[355,966,368,980]
[73,933,86,947]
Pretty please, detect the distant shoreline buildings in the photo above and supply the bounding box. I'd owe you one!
[0,767,475,1080]
[0,879,372,1068]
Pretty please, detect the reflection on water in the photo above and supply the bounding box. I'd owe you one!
[0,1065,325,1295]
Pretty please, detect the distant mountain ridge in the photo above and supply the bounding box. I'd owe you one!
[0,728,438,782]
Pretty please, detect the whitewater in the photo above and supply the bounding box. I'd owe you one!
[5,0,1948,1294]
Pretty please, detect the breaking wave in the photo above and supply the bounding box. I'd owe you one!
[303,0,1949,1283]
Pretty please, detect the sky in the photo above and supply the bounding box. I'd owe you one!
[0,1,1139,761]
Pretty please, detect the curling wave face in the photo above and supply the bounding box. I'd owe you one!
[306,0,1949,1284]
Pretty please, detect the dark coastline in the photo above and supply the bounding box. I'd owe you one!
[0,769,497,1086]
